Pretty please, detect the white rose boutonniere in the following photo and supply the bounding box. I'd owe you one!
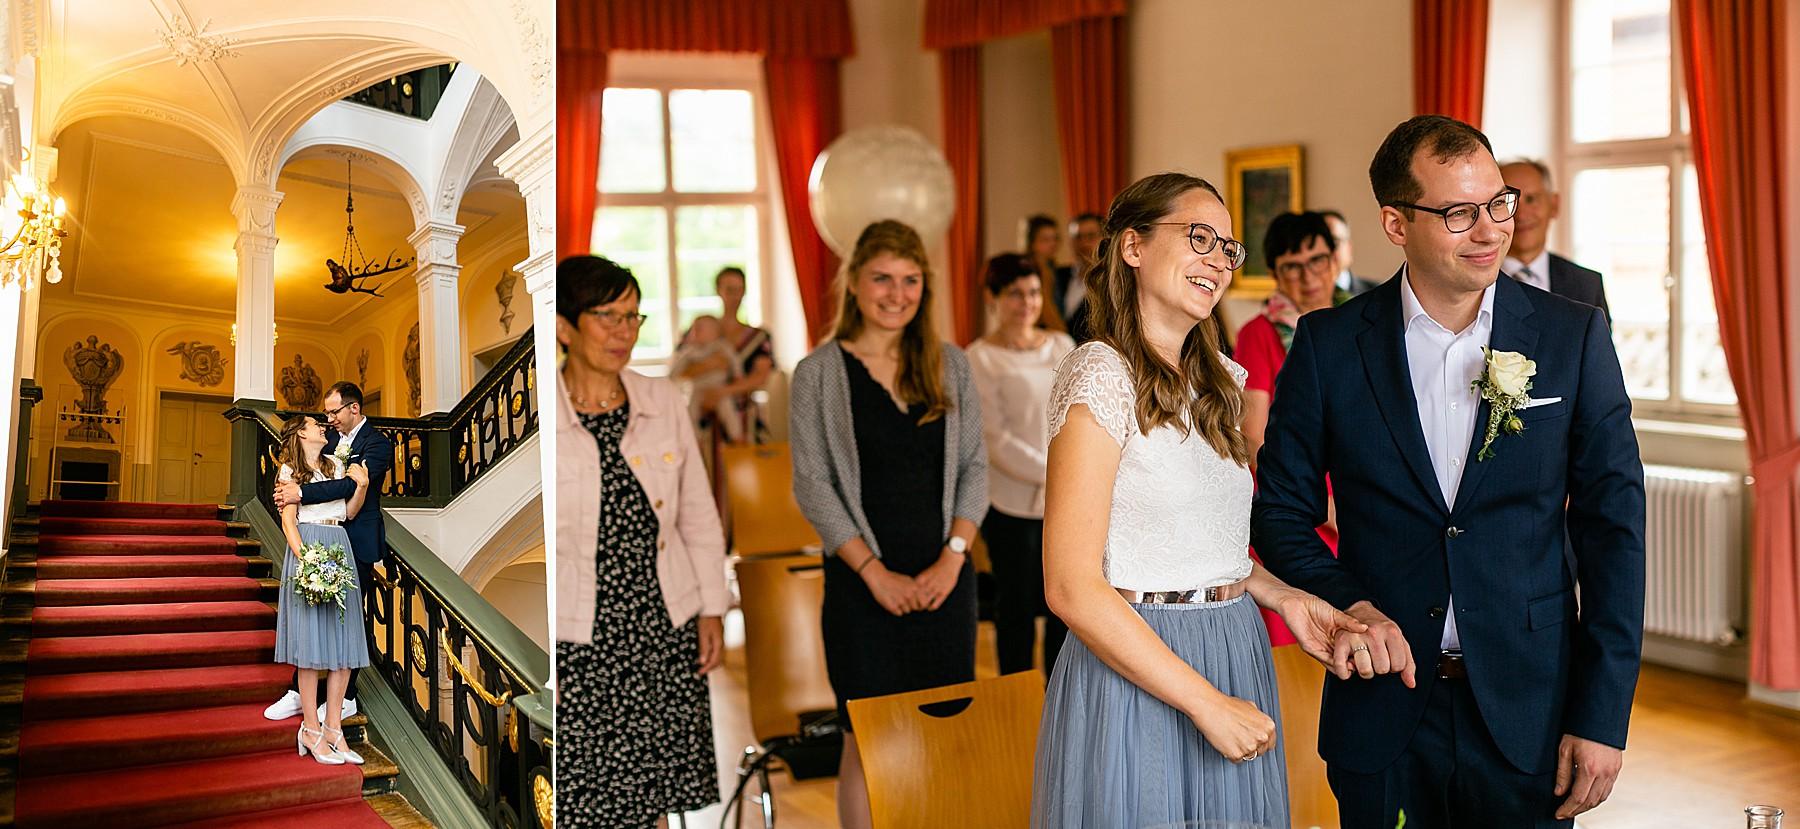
[332,440,353,466]
[1471,348,1536,462]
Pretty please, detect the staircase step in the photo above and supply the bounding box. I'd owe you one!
[30,556,250,579]
[37,501,223,521]
[35,517,230,537]
[24,630,275,674]
[11,748,369,828]
[17,663,294,720]
[161,795,393,828]
[28,577,263,607]
[17,702,378,777]
[28,601,276,637]
[34,535,246,556]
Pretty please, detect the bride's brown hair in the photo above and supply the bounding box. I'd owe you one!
[275,415,337,485]
[1085,172,1249,466]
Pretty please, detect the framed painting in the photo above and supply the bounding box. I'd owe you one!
[1223,144,1304,297]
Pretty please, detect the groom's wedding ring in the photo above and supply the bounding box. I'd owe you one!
[1351,644,1371,653]
[1240,752,1257,762]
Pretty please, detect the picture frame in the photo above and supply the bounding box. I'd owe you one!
[1223,144,1304,298]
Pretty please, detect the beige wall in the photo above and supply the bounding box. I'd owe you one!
[980,31,1065,267]
[479,558,549,651]
[459,240,532,389]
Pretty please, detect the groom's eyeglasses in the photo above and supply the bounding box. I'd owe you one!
[324,401,357,418]
[1387,188,1521,233]
[1145,222,1248,270]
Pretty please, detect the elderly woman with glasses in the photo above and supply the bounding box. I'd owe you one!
[1236,211,1352,468]
[553,255,728,827]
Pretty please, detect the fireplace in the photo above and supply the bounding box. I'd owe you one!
[52,447,122,501]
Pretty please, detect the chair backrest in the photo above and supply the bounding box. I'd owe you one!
[733,553,836,744]
[847,671,1045,829]
[721,442,821,556]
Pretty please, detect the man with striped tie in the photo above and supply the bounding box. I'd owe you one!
[1500,158,1611,322]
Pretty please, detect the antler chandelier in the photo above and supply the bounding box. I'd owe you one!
[324,160,412,298]
[0,167,67,291]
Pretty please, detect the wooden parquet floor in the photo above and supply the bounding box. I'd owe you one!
[678,615,1800,828]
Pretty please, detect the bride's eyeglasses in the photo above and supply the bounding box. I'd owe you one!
[1146,222,1248,270]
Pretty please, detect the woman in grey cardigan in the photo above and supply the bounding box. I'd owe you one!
[789,220,987,829]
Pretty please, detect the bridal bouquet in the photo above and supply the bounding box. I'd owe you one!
[294,540,356,622]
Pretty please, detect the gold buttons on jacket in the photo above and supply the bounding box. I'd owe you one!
[654,499,664,509]
[663,452,676,463]
[658,540,667,551]
[630,456,643,466]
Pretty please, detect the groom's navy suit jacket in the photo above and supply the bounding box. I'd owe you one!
[1251,272,1646,776]
[300,422,393,566]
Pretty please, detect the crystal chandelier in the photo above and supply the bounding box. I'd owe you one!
[0,170,68,291]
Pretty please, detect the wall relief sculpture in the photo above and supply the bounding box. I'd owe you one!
[496,270,519,334]
[166,341,227,387]
[279,354,323,410]
[356,348,370,388]
[404,323,422,416]
[62,335,125,442]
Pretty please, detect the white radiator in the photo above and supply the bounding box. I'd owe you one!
[1641,464,1744,646]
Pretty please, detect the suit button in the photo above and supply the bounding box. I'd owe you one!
[1445,527,1463,538]
[1429,607,1445,619]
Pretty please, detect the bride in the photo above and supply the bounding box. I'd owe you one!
[1031,173,1364,826]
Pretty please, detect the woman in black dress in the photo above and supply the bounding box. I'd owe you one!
[554,256,728,828]
[789,220,988,829]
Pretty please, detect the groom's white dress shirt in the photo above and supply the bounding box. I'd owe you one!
[1400,268,1496,652]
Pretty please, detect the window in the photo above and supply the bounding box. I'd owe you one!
[596,84,769,362]
[1563,0,1735,415]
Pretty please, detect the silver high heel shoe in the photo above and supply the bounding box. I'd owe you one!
[325,726,364,765]
[298,725,346,765]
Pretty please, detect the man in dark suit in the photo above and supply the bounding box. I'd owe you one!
[1052,212,1102,343]
[262,381,394,721]
[1320,209,1381,296]
[1501,158,1610,319]
[1253,116,1646,828]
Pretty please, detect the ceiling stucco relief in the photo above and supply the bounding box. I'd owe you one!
[156,16,241,67]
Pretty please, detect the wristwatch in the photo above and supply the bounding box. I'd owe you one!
[947,536,968,555]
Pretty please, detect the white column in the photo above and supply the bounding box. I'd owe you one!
[496,120,554,605]
[231,185,282,402]
[408,220,466,414]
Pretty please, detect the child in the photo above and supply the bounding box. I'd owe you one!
[671,315,746,442]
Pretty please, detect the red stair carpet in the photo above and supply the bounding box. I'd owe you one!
[12,500,392,828]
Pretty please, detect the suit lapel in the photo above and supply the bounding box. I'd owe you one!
[1357,274,1447,512]
[1450,276,1540,515]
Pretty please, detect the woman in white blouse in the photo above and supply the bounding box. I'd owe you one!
[967,254,1077,676]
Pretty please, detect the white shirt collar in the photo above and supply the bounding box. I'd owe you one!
[1501,249,1551,290]
[341,416,365,446]
[1398,264,1496,335]
[1336,268,1355,292]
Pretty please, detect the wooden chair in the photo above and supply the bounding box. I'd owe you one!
[730,552,837,825]
[847,671,1046,829]
[720,442,821,556]
[1272,644,1338,829]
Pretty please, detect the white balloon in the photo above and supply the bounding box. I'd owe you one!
[808,126,956,256]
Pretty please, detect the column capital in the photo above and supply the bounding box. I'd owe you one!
[495,123,553,258]
[230,185,284,238]
[407,220,466,269]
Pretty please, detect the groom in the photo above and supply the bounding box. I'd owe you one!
[1252,115,1646,828]
[263,381,394,721]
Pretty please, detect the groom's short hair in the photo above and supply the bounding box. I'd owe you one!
[1369,115,1495,215]
[1263,211,1336,271]
[325,381,363,408]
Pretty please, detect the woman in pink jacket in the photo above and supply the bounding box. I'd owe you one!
[554,255,728,827]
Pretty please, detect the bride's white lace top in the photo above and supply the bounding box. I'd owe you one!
[1046,342,1254,592]
[277,462,349,524]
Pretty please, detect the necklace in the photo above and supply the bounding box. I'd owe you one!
[570,380,623,412]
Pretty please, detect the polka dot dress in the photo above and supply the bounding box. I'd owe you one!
[556,404,717,827]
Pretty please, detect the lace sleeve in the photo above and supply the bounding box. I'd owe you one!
[277,464,294,484]
[1047,342,1137,447]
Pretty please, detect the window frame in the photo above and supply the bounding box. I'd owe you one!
[1557,0,1738,425]
[597,62,777,368]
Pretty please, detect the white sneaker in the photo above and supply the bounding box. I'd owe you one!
[264,690,302,721]
[317,697,358,722]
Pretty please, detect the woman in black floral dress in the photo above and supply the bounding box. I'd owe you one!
[554,256,730,827]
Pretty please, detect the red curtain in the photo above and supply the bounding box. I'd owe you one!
[560,0,853,56]
[765,57,843,342]
[1677,0,1796,689]
[1050,15,1127,219]
[557,47,607,259]
[940,46,984,346]
[1412,0,1490,126]
[925,0,1126,48]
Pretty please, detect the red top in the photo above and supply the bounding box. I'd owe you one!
[1237,314,1339,647]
